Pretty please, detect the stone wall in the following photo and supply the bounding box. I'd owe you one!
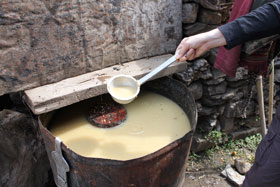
[182,0,233,36]
[0,107,55,187]
[0,0,182,96]
[175,58,280,152]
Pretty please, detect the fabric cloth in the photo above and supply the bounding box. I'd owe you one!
[214,0,254,77]
[239,44,273,76]
[215,0,280,77]
[242,105,280,187]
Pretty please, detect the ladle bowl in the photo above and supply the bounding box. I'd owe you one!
[107,74,140,104]
[107,54,177,104]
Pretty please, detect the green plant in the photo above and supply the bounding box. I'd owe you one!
[234,139,245,148]
[226,139,235,150]
[204,130,225,145]
[189,151,201,161]
[245,133,262,151]
[203,132,262,162]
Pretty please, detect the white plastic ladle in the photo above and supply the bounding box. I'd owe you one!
[107,54,177,104]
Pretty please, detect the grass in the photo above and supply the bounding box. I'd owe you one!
[189,131,262,166]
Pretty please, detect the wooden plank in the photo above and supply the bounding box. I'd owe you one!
[23,54,189,115]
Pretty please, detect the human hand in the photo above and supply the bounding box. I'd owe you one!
[176,28,227,62]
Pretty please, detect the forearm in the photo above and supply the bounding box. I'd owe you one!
[203,29,227,49]
[219,0,280,49]
[176,29,226,61]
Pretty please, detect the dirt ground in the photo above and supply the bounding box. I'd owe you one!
[181,144,257,186]
[179,131,262,187]
[183,171,233,187]
[182,158,234,187]
[183,165,234,187]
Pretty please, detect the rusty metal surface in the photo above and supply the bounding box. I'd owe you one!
[39,77,197,187]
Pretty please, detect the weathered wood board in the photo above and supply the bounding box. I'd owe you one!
[23,54,189,114]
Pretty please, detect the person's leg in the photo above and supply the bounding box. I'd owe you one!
[242,114,280,187]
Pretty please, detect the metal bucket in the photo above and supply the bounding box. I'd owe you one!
[38,77,197,187]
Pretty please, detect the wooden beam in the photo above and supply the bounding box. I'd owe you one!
[268,59,274,126]
[23,54,189,115]
[256,75,267,136]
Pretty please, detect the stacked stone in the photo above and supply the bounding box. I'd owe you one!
[0,95,55,187]
[174,56,280,152]
[182,0,233,38]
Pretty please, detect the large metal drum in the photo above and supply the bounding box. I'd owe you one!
[39,77,197,187]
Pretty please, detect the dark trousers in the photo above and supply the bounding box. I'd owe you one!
[242,106,280,187]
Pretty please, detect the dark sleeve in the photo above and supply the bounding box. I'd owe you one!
[218,0,280,49]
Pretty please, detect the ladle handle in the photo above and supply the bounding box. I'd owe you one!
[138,55,177,85]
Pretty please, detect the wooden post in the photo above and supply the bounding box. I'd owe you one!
[256,75,267,136]
[268,59,274,126]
